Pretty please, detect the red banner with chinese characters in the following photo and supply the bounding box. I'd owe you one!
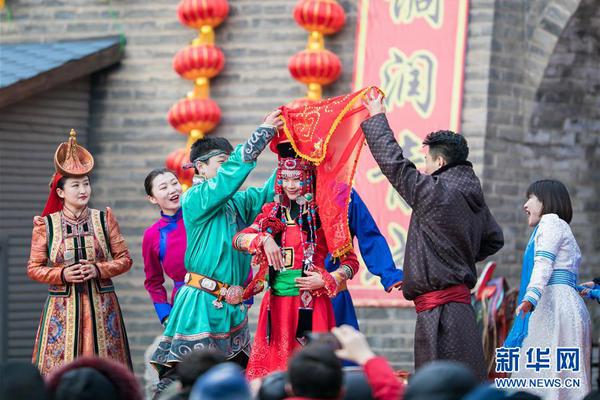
[350,0,469,306]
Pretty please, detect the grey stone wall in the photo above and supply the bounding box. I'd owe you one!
[1,0,598,383]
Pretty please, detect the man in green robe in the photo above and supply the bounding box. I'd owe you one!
[151,111,282,385]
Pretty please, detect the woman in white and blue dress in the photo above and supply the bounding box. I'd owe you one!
[504,179,591,400]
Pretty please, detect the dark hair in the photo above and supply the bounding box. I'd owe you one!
[526,179,573,223]
[423,130,469,165]
[190,137,233,164]
[56,175,90,191]
[144,168,177,196]
[288,344,343,399]
[176,349,226,388]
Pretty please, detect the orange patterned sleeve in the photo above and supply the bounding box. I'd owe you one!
[27,217,64,285]
[95,207,133,279]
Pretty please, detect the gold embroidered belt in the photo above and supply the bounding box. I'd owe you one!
[184,272,244,309]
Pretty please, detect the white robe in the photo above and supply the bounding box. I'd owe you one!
[513,214,591,400]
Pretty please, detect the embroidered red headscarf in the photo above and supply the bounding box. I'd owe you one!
[275,87,376,257]
[42,173,64,217]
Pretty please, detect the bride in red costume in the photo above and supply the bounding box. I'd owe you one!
[233,141,360,380]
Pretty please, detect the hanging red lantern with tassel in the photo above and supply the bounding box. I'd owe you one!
[173,45,225,80]
[293,0,346,35]
[288,0,346,101]
[166,0,229,188]
[177,0,229,29]
[168,98,221,137]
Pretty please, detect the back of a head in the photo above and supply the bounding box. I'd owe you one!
[423,130,469,165]
[257,371,287,400]
[190,362,250,400]
[45,356,142,400]
[54,367,117,400]
[404,360,478,400]
[0,361,47,400]
[342,368,374,400]
[288,344,343,400]
[583,390,600,400]
[190,137,233,163]
[463,384,507,400]
[506,391,543,400]
[177,349,227,388]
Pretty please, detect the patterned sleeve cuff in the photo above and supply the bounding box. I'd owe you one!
[233,232,267,254]
[523,287,542,308]
[154,303,172,323]
[535,250,556,263]
[312,270,338,298]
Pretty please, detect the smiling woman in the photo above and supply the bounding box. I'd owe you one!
[232,141,360,380]
[27,130,133,376]
[141,168,187,324]
[505,179,591,399]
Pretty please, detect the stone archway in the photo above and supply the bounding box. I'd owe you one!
[528,0,600,279]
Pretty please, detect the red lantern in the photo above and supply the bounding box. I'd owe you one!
[166,147,194,187]
[177,0,230,29]
[173,44,225,80]
[168,98,221,135]
[293,0,346,35]
[288,49,342,85]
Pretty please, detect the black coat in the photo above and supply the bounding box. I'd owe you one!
[361,113,504,300]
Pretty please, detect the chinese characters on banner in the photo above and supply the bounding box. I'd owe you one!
[351,0,469,306]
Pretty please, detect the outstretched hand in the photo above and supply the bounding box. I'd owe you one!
[264,109,283,129]
[362,88,386,116]
[332,325,376,365]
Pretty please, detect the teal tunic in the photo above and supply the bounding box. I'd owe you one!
[151,144,275,370]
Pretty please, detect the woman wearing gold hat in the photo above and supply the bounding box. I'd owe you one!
[27,130,133,376]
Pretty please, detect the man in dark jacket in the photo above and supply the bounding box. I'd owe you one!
[360,89,504,381]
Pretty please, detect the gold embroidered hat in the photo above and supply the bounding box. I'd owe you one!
[54,129,94,177]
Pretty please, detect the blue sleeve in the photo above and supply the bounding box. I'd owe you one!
[349,190,403,291]
[154,303,172,323]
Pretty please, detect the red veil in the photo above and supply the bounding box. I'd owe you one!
[276,87,378,258]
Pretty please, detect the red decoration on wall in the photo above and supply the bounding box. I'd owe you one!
[167,0,229,190]
[167,98,221,136]
[177,0,229,29]
[173,45,225,80]
[288,49,342,85]
[293,0,345,35]
[288,0,346,101]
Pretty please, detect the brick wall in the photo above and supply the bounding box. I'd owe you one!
[2,0,597,383]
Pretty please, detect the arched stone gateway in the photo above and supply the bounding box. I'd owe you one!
[483,0,599,385]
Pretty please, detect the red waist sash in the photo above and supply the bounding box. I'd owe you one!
[413,284,471,313]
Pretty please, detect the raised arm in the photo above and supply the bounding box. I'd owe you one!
[94,207,133,279]
[184,121,279,225]
[360,90,437,212]
[349,190,403,291]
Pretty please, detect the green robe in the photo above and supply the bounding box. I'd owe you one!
[151,144,275,370]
